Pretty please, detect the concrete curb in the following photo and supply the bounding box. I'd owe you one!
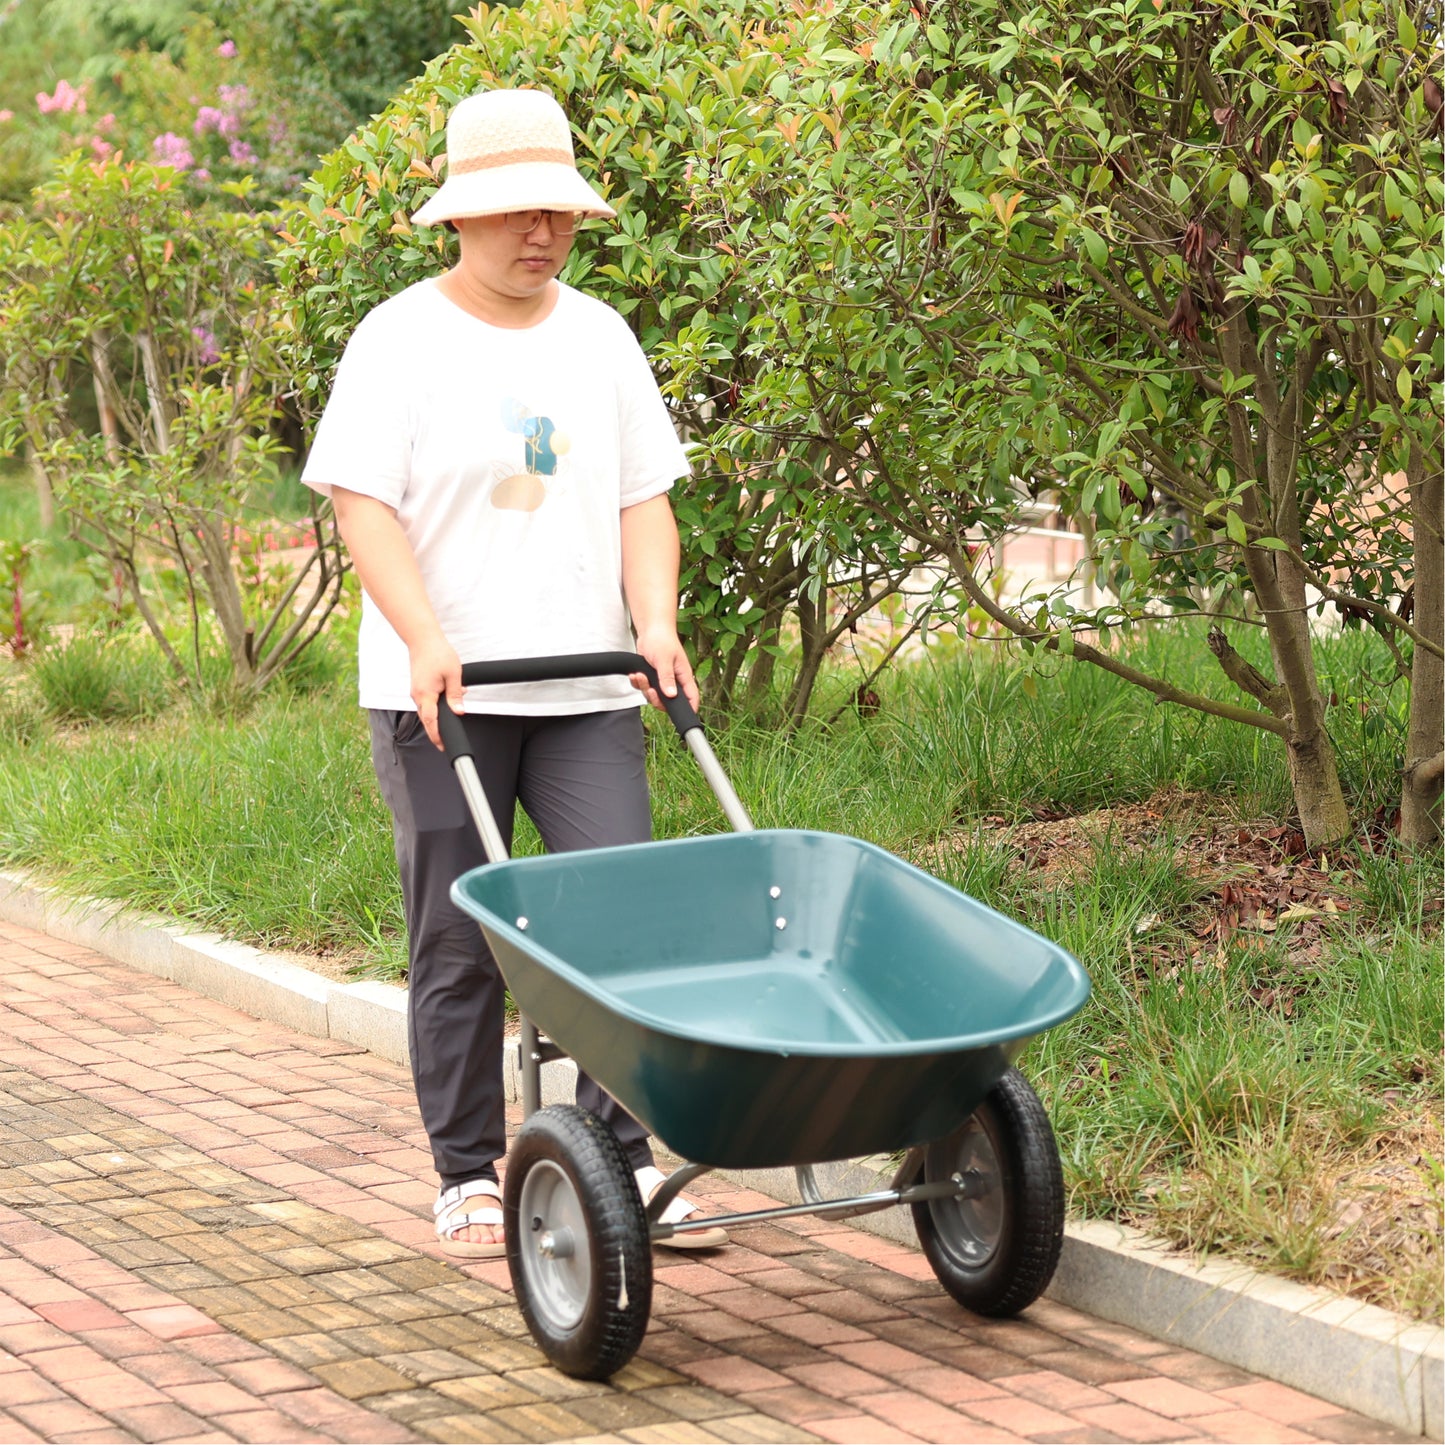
[1,868,1438,1437]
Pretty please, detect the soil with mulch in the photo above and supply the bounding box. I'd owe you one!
[923,786,1443,1323]
[976,785,1424,929]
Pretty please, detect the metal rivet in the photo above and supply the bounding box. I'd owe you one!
[516,917,528,930]
[769,886,781,899]
[775,917,787,930]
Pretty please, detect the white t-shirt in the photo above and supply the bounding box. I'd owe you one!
[302,280,690,713]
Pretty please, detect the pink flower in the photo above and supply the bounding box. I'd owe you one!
[36,78,85,115]
[193,167,211,182]
[217,39,238,58]
[194,105,224,135]
[192,326,220,365]
[0,110,12,124]
[96,112,115,131]
[227,138,256,165]
[90,137,114,159]
[151,132,194,170]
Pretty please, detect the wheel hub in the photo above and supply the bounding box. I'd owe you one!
[537,1227,575,1260]
[927,1115,1005,1267]
[517,1160,591,1328]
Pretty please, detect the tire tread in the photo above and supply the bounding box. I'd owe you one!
[912,1067,1065,1317]
[504,1104,652,1379]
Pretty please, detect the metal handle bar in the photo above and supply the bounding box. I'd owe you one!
[436,652,753,863]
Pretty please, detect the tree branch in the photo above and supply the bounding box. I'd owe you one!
[1206,625,1290,716]
[938,541,1288,734]
[1406,750,1444,792]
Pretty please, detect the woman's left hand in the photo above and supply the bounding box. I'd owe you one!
[630,629,700,713]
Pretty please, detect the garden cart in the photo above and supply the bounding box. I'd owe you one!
[440,653,1091,1381]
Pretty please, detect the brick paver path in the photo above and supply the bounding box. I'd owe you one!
[0,921,1422,1445]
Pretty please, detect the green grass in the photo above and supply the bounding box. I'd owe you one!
[0,647,396,955]
[1010,831,1441,1317]
[31,634,169,721]
[646,620,1405,870]
[0,620,1438,1319]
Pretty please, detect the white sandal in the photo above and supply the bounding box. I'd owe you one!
[435,1179,505,1259]
[635,1165,728,1251]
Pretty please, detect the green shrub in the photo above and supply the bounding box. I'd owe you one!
[0,155,351,700]
[32,636,169,722]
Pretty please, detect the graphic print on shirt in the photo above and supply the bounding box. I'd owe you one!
[491,395,572,512]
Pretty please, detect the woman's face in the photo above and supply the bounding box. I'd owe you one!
[452,212,575,301]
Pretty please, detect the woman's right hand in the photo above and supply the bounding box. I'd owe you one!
[330,490,459,750]
[410,634,464,749]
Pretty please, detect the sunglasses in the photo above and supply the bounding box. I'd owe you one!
[503,210,581,236]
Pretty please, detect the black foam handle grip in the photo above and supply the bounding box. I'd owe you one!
[442,652,702,747]
[435,696,474,762]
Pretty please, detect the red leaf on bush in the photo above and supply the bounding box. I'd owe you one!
[1326,77,1348,126]
[1181,219,1206,264]
[1425,78,1443,136]
[1167,288,1202,342]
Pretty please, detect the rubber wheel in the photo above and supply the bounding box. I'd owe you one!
[503,1105,652,1380]
[912,1067,1065,1317]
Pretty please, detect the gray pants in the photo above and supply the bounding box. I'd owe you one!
[368,706,655,1188]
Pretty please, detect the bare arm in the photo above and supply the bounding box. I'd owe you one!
[331,486,460,748]
[621,492,699,711]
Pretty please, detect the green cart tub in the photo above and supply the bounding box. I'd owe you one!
[452,828,1090,1170]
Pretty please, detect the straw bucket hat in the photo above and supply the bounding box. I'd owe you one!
[411,88,616,227]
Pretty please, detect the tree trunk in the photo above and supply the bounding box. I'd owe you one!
[1221,328,1352,848]
[710,639,746,715]
[1074,509,1104,609]
[192,512,254,687]
[91,341,122,465]
[742,604,784,709]
[1401,448,1443,846]
[785,584,828,730]
[1261,575,1352,848]
[1239,542,1352,848]
[741,547,802,717]
[25,442,54,531]
[1283,725,1352,850]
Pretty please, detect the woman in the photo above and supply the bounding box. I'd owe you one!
[303,87,724,1258]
